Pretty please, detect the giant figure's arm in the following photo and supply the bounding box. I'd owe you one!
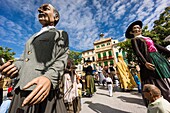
[155,43,170,57]
[131,38,147,65]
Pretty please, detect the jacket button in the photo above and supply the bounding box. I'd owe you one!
[28,51,31,55]
[25,58,29,62]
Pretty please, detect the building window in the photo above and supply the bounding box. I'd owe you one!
[116,52,119,58]
[92,56,95,62]
[98,53,101,58]
[108,51,112,56]
[104,61,108,66]
[88,57,90,60]
[96,45,100,48]
[103,52,107,59]
[103,52,106,57]
[99,62,102,66]
[107,42,110,45]
[110,60,114,65]
[101,44,105,47]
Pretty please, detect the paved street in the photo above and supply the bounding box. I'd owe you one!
[80,86,147,113]
[3,85,147,113]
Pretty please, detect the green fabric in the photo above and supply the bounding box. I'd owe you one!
[150,52,170,78]
[86,75,96,95]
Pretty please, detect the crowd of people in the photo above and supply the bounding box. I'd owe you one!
[0,3,170,113]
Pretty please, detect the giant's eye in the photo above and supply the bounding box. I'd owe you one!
[43,7,50,11]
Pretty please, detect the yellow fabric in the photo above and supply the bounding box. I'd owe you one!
[0,77,11,89]
[78,89,82,97]
[116,55,136,90]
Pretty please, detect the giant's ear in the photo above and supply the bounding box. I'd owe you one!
[129,31,134,35]
[54,13,60,26]
[54,14,59,21]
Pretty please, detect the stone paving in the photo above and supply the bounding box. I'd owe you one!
[2,85,147,113]
[80,86,147,113]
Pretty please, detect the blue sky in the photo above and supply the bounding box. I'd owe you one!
[0,0,170,58]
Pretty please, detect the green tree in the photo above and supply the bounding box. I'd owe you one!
[117,39,136,62]
[0,46,15,62]
[143,6,170,46]
[68,50,82,65]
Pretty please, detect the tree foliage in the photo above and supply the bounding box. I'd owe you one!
[68,50,82,65]
[118,6,170,62]
[0,46,15,62]
[143,6,170,46]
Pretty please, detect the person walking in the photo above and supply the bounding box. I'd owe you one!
[105,74,113,97]
[0,90,13,113]
[83,59,96,97]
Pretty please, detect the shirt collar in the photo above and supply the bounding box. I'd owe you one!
[36,26,56,37]
[149,96,163,106]
[135,35,144,38]
[40,26,55,32]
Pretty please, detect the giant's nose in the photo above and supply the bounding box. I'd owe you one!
[38,8,43,13]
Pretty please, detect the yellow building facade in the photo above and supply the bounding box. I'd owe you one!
[82,34,122,68]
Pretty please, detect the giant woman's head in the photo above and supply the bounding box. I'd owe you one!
[125,20,143,39]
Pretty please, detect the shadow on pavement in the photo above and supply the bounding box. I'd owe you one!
[130,92,142,97]
[84,101,131,113]
[96,92,109,97]
[117,96,145,106]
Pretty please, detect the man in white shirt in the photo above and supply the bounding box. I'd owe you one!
[143,84,170,113]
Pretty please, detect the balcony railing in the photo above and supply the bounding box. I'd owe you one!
[97,56,114,61]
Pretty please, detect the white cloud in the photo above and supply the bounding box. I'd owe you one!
[114,4,126,20]
[0,0,170,57]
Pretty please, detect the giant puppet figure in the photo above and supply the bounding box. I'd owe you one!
[0,3,69,113]
[125,20,170,107]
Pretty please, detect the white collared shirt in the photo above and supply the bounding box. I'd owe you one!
[135,35,144,38]
[36,26,56,37]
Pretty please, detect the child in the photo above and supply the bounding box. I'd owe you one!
[0,87,13,113]
[131,69,141,93]
[105,74,113,97]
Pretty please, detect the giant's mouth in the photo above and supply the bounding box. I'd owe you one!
[38,13,48,21]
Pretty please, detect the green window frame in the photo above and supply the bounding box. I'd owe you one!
[96,45,100,48]
[110,60,114,65]
[99,62,101,66]
[104,61,108,66]
[101,44,105,47]
[103,52,106,57]
[98,53,101,58]
[109,51,112,56]
[116,52,119,58]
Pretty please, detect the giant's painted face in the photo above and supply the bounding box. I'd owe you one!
[38,4,57,26]
[132,25,142,36]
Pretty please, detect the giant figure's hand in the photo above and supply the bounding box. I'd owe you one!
[22,76,51,106]
[145,62,155,71]
[0,60,18,78]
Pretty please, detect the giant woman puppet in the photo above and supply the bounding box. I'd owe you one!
[125,20,170,107]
